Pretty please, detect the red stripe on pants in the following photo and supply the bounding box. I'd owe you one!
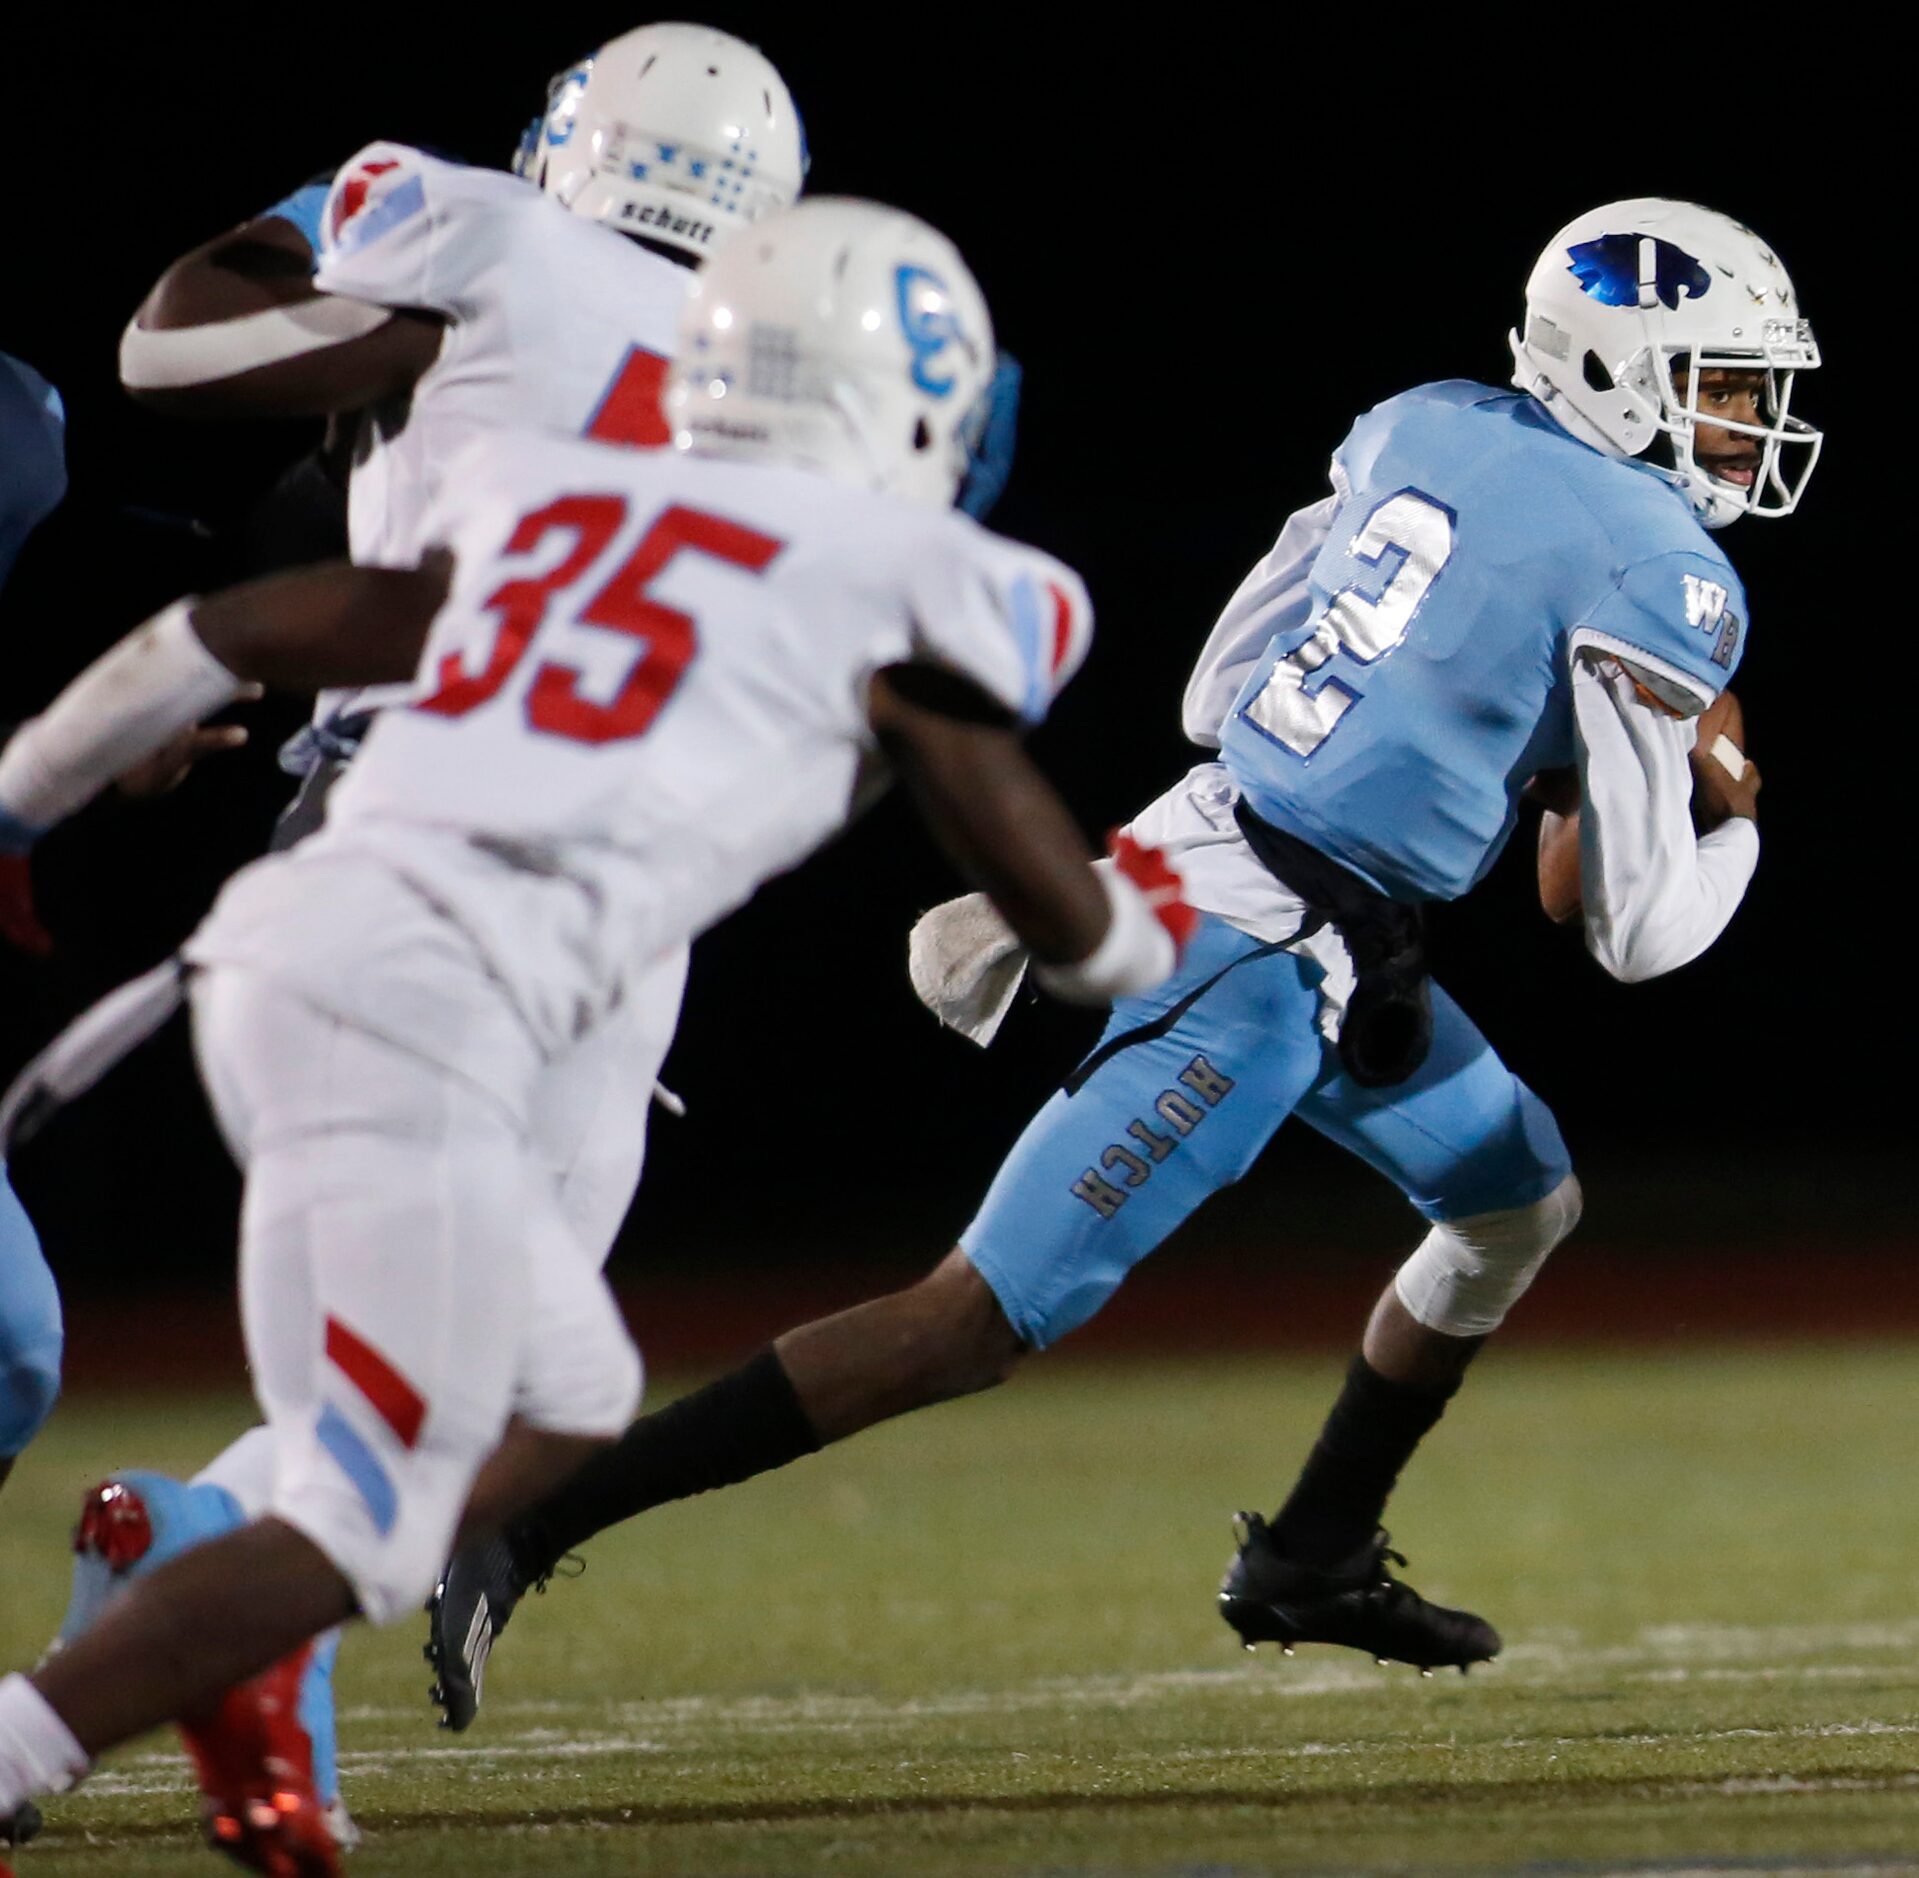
[324,1317,426,1449]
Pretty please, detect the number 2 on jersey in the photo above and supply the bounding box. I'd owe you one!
[416,495,784,744]
[1241,489,1455,759]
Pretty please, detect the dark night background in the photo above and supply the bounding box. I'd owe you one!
[0,17,1896,1342]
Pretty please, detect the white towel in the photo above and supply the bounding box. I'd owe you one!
[907,892,1030,1047]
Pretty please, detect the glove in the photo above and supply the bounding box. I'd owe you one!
[1032,833,1194,1007]
[1107,829,1199,952]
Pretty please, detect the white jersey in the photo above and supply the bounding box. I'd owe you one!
[307,141,688,726]
[189,434,1093,1073]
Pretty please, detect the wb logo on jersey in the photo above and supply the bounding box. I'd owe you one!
[1684,574,1742,670]
[1683,575,1728,628]
[1567,235,1711,312]
[895,265,967,398]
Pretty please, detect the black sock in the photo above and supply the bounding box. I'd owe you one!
[508,1348,822,1577]
[1267,1355,1461,1570]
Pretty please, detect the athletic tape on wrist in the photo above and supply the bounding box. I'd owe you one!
[1032,867,1176,1006]
[0,600,241,831]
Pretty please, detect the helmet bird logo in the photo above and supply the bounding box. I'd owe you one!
[1566,234,1711,312]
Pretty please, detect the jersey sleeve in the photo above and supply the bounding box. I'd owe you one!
[258,175,336,253]
[314,142,512,320]
[0,353,66,592]
[1571,548,1747,716]
[906,525,1093,727]
[1181,486,1339,747]
[1571,653,1757,981]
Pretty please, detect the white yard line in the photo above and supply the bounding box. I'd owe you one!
[78,1634,1919,1810]
[319,1618,1919,1730]
[75,1618,1919,1803]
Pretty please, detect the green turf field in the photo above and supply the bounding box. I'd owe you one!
[3,1345,1917,1875]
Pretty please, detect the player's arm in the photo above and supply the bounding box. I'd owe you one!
[0,353,68,569]
[867,665,1191,1002]
[0,557,447,857]
[1180,491,1339,747]
[120,177,444,419]
[1567,654,1760,982]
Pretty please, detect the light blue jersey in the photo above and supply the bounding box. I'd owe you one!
[1219,381,1746,902]
[0,350,67,598]
[1,351,67,1458]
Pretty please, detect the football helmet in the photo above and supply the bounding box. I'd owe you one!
[513,23,805,260]
[668,197,1005,511]
[1509,199,1820,526]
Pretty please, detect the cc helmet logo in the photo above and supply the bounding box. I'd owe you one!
[894,264,966,398]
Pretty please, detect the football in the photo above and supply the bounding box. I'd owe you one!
[1529,766,1582,925]
[1537,803,1583,925]
[1535,688,1746,924]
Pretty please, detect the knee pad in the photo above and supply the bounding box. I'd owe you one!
[0,1179,62,1456]
[539,1329,642,1441]
[1392,1174,1582,1338]
[514,1257,645,1440]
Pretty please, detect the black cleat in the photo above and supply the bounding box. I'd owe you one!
[1,1802,41,1847]
[424,1536,529,1732]
[425,1538,582,1731]
[1218,1514,1501,1671]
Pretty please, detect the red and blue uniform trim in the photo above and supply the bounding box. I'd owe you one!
[315,1317,427,1536]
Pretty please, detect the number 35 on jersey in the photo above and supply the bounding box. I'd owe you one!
[416,494,784,746]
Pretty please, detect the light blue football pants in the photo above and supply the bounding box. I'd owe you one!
[0,1166,61,1456]
[963,914,1572,1349]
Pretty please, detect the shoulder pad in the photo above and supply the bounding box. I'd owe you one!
[1334,380,1511,489]
[1573,547,1747,713]
[316,144,528,317]
[907,516,1093,727]
[321,143,441,254]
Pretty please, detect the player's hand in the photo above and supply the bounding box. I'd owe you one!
[1690,738,1760,829]
[114,722,250,800]
[0,852,53,958]
[1688,690,1759,830]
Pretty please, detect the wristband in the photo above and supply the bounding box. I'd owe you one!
[0,600,242,833]
[1032,866,1177,1006]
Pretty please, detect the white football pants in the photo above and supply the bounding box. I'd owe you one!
[189,939,647,1624]
[191,941,685,1530]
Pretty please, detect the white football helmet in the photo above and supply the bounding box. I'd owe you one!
[1509,199,1820,527]
[667,197,1000,510]
[513,23,805,260]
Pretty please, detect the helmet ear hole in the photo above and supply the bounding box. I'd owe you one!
[912,417,933,453]
[1581,351,1615,395]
